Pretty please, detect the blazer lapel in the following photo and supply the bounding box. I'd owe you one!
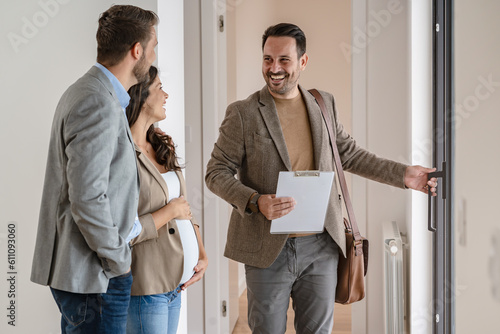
[300,85,329,170]
[135,144,170,202]
[258,87,292,171]
[123,119,135,145]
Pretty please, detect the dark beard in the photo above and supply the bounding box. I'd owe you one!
[133,53,148,83]
[265,71,288,95]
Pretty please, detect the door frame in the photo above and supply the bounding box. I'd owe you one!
[431,0,454,333]
[200,0,232,332]
[183,1,232,333]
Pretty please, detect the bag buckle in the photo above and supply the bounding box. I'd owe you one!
[353,239,363,256]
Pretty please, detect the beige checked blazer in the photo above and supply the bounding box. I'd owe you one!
[206,85,407,268]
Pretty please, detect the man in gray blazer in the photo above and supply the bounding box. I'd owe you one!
[31,5,158,333]
[206,23,438,333]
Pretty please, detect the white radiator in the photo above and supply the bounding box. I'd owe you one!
[383,221,405,334]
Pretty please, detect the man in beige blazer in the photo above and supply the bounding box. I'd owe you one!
[205,23,438,333]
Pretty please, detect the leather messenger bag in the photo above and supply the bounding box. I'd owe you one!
[309,89,369,304]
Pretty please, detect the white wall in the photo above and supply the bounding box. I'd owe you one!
[230,0,352,131]
[157,0,185,162]
[0,1,195,333]
[368,0,409,330]
[408,1,433,333]
[156,1,189,333]
[454,0,500,332]
[351,1,413,333]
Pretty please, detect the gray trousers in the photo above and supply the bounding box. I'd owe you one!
[245,231,340,334]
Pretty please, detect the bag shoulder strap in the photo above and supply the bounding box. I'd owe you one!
[308,89,363,249]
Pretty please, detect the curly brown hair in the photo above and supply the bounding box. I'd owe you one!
[126,66,182,171]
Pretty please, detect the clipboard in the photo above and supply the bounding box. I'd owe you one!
[270,171,334,234]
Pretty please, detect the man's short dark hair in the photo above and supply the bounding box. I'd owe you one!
[262,23,306,58]
[96,5,159,66]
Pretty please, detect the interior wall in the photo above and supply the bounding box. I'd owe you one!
[156,1,188,333]
[357,0,412,333]
[0,1,197,333]
[454,0,500,332]
[231,0,352,130]
[408,1,433,333]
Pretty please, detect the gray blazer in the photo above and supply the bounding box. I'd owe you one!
[31,66,140,293]
[206,85,408,268]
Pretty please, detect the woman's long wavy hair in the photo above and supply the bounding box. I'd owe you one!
[126,66,182,171]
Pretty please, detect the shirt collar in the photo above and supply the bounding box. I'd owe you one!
[94,63,130,112]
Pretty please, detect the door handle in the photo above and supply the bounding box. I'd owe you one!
[428,161,446,232]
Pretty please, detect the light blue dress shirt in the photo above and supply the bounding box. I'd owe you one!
[94,63,142,243]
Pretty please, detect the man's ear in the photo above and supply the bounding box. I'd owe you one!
[300,53,309,70]
[131,42,143,61]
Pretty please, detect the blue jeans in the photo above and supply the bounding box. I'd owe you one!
[126,285,182,334]
[50,271,133,334]
[245,231,340,334]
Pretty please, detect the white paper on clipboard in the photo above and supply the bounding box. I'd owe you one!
[270,171,334,234]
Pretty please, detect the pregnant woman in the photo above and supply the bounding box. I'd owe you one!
[125,66,208,334]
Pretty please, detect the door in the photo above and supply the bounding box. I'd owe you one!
[432,1,500,333]
[430,1,453,333]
